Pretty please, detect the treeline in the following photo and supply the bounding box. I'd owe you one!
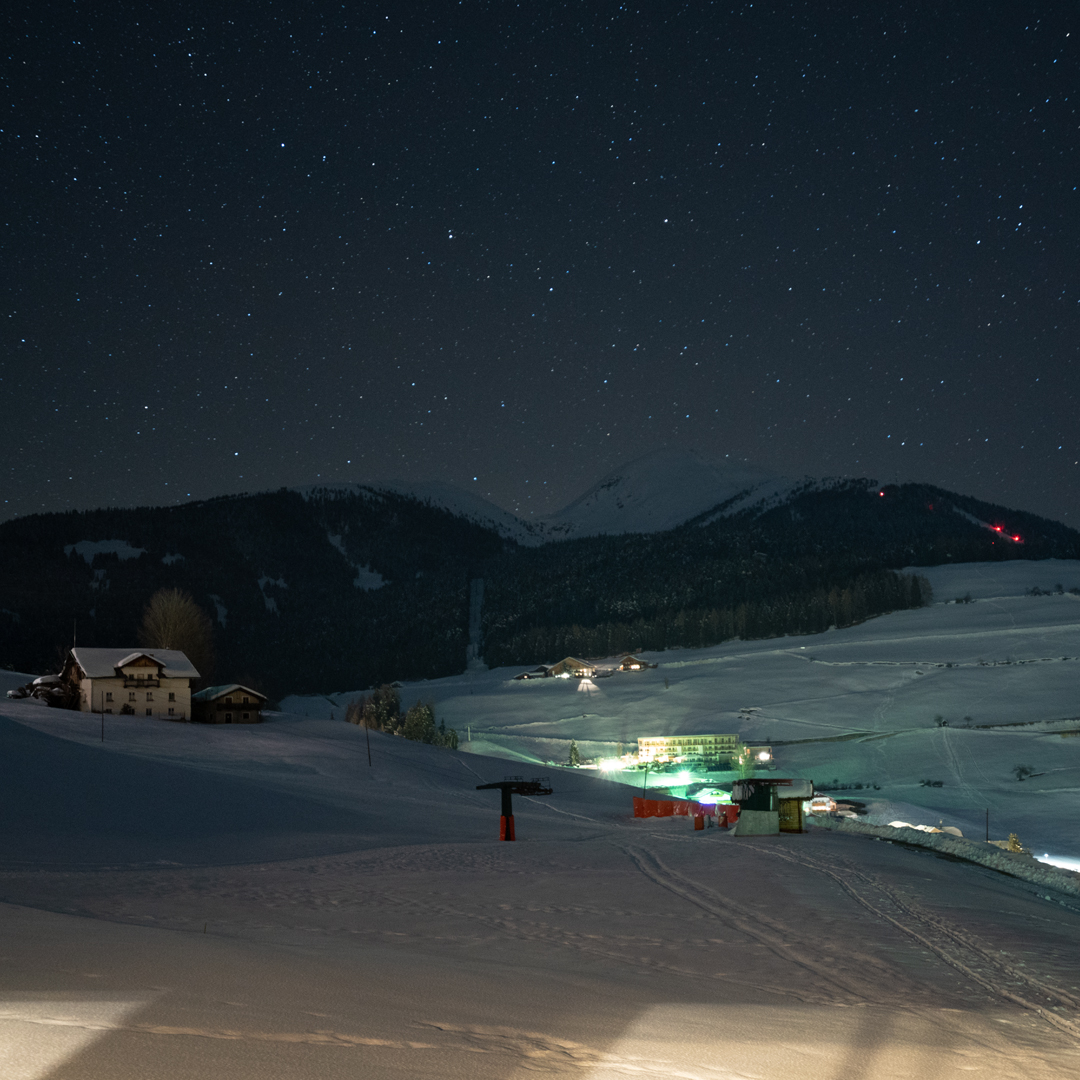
[484,569,931,667]
[344,684,458,748]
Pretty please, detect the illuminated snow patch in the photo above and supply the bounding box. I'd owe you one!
[500,1003,999,1080]
[0,994,151,1080]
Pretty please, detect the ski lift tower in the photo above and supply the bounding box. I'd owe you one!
[476,776,553,840]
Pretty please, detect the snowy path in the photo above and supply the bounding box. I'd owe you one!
[3,684,1080,1076]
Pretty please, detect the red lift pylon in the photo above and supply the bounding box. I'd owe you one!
[476,776,553,840]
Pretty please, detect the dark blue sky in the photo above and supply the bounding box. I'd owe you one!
[4,1,1078,524]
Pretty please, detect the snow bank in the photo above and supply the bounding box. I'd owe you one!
[811,814,1080,898]
[63,539,146,564]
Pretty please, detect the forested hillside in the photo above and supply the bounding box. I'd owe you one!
[0,488,505,699]
[478,481,1080,665]
[1,478,1077,697]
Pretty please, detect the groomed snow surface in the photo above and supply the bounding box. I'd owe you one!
[3,561,1080,1077]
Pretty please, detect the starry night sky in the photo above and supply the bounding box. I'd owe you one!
[4,2,1078,525]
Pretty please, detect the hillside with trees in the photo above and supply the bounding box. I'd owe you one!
[1,478,1077,697]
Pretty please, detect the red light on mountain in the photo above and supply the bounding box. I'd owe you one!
[1013,535,1022,543]
[879,491,885,497]
[993,526,1003,532]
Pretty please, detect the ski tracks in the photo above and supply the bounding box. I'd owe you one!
[760,845,1080,1041]
[622,845,902,1006]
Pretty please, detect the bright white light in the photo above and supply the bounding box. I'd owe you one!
[676,771,691,784]
[756,751,771,761]
[598,758,621,772]
[1035,853,1080,873]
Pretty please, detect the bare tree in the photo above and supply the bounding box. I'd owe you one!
[138,588,215,683]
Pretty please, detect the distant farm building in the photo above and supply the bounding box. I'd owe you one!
[63,648,198,720]
[637,733,742,764]
[546,657,596,679]
[513,666,550,680]
[618,654,654,671]
[192,684,267,724]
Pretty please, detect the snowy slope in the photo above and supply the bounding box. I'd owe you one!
[4,667,1080,1078]
[300,451,807,546]
[320,559,1080,859]
[531,448,799,539]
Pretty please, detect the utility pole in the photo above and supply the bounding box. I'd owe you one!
[642,761,650,794]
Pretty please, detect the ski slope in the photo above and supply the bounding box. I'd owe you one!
[303,558,1080,859]
[2,689,1080,1077]
[3,559,1080,1077]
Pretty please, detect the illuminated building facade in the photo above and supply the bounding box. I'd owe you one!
[637,733,742,763]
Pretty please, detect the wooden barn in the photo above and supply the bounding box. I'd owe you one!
[191,684,267,724]
[546,657,596,679]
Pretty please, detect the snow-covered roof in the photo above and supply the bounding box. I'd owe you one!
[69,647,199,679]
[192,684,266,702]
[116,651,165,670]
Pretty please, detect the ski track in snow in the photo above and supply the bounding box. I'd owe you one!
[760,845,1080,1040]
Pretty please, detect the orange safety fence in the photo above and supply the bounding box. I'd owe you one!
[634,797,738,823]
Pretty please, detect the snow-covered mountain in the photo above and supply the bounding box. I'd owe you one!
[532,449,801,540]
[349,451,811,544]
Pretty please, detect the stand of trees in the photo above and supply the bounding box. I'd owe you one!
[345,685,458,748]
[483,569,931,668]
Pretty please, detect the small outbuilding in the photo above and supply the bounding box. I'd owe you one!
[731,778,813,835]
[513,666,550,681]
[192,684,267,724]
[617,654,654,671]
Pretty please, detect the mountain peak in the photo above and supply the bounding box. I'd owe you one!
[535,449,793,539]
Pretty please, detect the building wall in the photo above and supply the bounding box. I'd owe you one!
[637,734,741,762]
[78,675,192,719]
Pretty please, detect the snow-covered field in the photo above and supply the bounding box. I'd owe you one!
[3,560,1080,1077]
[282,558,1080,860]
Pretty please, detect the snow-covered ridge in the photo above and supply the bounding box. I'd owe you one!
[533,449,795,539]
[297,451,821,546]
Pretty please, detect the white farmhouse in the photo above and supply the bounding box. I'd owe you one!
[62,647,199,720]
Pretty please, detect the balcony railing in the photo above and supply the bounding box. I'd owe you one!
[123,678,160,688]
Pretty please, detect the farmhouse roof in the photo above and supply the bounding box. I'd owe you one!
[69,647,200,679]
[192,684,266,703]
